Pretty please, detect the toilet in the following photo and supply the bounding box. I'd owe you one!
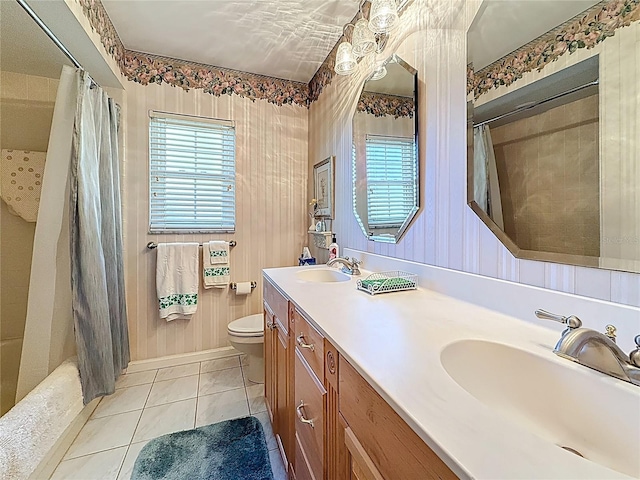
[227,313,264,383]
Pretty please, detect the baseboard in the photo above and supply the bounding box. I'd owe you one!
[29,397,100,480]
[125,346,241,373]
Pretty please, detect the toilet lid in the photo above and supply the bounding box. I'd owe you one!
[228,314,264,336]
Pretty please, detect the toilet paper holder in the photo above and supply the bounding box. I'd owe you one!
[230,282,257,290]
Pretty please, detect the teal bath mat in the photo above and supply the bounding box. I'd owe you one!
[131,416,274,480]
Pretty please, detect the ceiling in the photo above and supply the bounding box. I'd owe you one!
[0,0,74,79]
[468,0,601,70]
[101,0,361,83]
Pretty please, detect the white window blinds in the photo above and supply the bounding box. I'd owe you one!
[365,134,416,228]
[149,112,236,233]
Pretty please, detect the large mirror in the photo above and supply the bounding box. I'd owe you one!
[467,0,640,273]
[352,54,418,243]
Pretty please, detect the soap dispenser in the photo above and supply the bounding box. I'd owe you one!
[328,235,339,260]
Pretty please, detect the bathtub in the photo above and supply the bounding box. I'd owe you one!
[0,358,98,480]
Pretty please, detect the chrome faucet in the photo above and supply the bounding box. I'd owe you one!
[326,256,361,275]
[535,309,640,387]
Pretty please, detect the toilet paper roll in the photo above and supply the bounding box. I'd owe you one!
[235,281,252,295]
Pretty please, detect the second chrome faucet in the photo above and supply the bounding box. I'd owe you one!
[535,309,640,387]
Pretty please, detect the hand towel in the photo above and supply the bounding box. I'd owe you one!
[202,242,231,288]
[156,242,199,321]
[206,240,229,265]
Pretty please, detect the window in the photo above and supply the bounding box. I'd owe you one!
[149,112,236,233]
[365,134,417,229]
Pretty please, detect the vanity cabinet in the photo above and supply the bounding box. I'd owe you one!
[263,278,294,473]
[264,273,456,480]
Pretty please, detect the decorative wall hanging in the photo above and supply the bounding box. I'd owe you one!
[313,156,335,218]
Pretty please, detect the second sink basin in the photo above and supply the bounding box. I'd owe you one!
[296,268,350,283]
[441,339,640,478]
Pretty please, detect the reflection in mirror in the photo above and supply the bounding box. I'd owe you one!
[352,54,418,243]
[467,0,640,273]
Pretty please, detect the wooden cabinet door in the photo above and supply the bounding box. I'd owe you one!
[344,426,384,480]
[263,305,277,428]
[276,319,293,469]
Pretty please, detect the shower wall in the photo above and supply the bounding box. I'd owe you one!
[0,71,57,415]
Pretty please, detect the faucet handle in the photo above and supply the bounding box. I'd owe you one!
[630,335,640,368]
[605,324,617,343]
[535,309,582,333]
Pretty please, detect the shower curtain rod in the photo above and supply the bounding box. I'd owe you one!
[16,0,100,88]
[474,80,599,128]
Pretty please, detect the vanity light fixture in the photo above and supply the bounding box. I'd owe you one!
[335,40,357,75]
[369,65,387,80]
[369,0,399,34]
[334,0,399,76]
[352,18,376,57]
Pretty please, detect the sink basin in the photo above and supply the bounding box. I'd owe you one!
[296,268,350,283]
[441,340,640,478]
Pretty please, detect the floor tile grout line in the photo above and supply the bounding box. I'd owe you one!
[199,364,244,375]
[58,443,131,463]
[129,355,242,376]
[239,363,251,415]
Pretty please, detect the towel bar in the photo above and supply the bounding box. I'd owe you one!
[230,282,257,290]
[147,240,236,250]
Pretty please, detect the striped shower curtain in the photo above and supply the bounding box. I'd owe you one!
[70,71,129,404]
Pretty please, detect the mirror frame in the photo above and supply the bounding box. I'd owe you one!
[352,54,419,244]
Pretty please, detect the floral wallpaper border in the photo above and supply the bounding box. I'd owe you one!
[469,0,640,99]
[121,51,310,107]
[357,92,415,118]
[76,0,310,107]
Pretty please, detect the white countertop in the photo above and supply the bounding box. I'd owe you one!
[263,265,638,480]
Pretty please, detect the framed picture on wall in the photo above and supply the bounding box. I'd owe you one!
[313,156,334,218]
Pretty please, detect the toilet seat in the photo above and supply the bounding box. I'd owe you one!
[228,314,263,337]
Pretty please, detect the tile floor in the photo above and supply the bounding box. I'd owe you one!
[50,354,286,480]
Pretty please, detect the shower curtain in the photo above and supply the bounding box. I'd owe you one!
[70,71,129,404]
[473,125,504,230]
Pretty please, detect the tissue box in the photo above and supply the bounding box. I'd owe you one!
[299,257,316,266]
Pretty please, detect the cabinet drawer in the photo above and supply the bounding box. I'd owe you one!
[264,278,289,333]
[294,349,326,480]
[292,309,324,380]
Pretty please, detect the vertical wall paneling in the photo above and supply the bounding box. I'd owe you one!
[123,82,308,361]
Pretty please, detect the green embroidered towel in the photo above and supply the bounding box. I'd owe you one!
[207,240,229,265]
[203,241,230,289]
[156,242,199,321]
